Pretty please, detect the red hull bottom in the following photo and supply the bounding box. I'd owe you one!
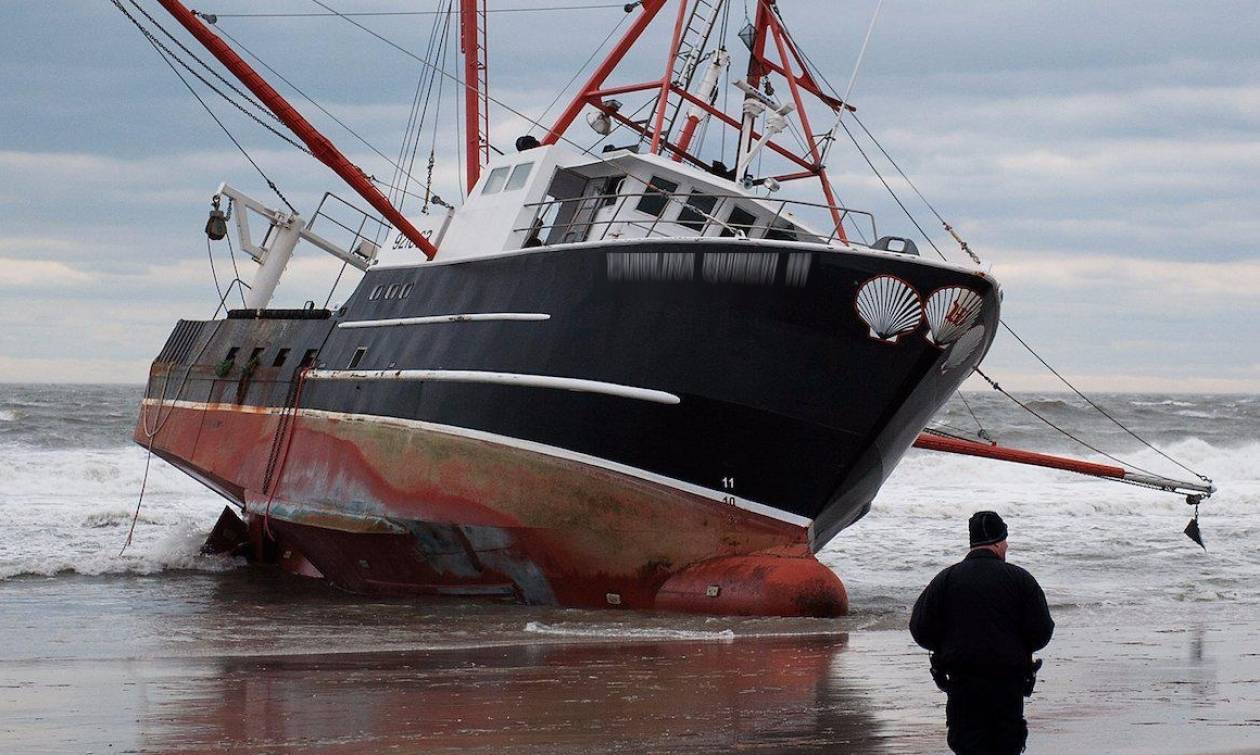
[143,400,847,617]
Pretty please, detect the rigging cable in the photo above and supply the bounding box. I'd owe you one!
[996,322,1212,482]
[390,1,452,211]
[956,391,993,443]
[209,4,628,19]
[108,0,301,212]
[852,113,982,264]
[420,4,457,202]
[833,0,882,130]
[848,113,1212,482]
[973,368,1171,480]
[210,20,427,197]
[126,0,279,123]
[307,0,602,157]
[422,14,453,212]
[836,118,949,261]
[531,11,632,135]
[111,0,312,159]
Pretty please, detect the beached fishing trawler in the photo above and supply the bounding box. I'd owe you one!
[129,0,1210,617]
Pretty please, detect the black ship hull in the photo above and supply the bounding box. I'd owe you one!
[139,238,999,615]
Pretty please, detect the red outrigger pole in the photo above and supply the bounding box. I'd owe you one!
[153,0,441,260]
[914,432,1215,497]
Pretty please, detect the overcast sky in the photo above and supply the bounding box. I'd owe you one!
[2,1,1257,391]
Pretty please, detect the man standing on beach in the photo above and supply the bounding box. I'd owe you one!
[910,511,1054,755]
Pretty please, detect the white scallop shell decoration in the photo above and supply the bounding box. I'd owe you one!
[855,275,923,342]
[942,324,986,372]
[924,287,984,346]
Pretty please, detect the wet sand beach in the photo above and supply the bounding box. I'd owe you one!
[3,571,1259,754]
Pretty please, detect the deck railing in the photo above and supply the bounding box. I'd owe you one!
[515,190,878,247]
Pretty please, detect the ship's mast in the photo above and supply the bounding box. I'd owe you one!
[460,0,489,190]
[541,0,854,240]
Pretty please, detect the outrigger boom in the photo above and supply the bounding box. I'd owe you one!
[154,0,440,259]
[915,431,1216,499]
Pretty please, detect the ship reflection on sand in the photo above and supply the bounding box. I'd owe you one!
[7,570,1260,753]
[149,636,892,754]
[0,570,911,753]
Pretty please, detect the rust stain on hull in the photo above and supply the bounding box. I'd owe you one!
[140,403,847,617]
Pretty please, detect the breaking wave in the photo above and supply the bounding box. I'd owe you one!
[0,442,234,581]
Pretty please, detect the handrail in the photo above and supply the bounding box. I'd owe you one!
[516,189,877,247]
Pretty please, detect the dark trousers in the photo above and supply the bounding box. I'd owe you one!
[945,675,1027,755]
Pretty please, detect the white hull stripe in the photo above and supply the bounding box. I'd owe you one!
[338,313,550,329]
[141,399,811,528]
[305,369,682,405]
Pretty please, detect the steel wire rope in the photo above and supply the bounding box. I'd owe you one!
[973,368,1168,480]
[108,0,302,211]
[997,322,1212,482]
[849,113,980,264]
[530,11,632,136]
[391,2,452,210]
[836,118,948,260]
[306,0,602,157]
[849,113,1211,482]
[754,8,1212,485]
[420,14,453,213]
[125,0,280,123]
[223,228,250,307]
[210,21,428,199]
[210,4,628,19]
[110,0,313,162]
[411,5,456,206]
[955,391,992,442]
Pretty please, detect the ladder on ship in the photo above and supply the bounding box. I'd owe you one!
[656,0,725,144]
[460,0,490,187]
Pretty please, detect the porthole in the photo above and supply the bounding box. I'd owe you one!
[386,284,402,299]
[400,283,414,299]
[348,347,367,369]
[369,284,386,301]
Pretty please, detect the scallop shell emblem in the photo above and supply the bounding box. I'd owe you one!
[924,287,984,346]
[942,324,986,372]
[855,275,923,342]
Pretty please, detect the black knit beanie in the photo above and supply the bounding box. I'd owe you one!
[969,511,1008,547]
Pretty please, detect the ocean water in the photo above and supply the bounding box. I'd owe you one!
[3,385,1258,753]
[0,384,1257,620]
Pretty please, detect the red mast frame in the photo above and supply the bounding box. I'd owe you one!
[460,0,489,190]
[542,0,854,240]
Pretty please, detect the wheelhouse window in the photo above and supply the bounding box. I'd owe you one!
[677,191,718,232]
[720,205,759,237]
[504,162,534,191]
[481,166,510,195]
[635,175,678,217]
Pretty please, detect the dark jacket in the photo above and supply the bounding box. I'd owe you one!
[910,549,1054,675]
